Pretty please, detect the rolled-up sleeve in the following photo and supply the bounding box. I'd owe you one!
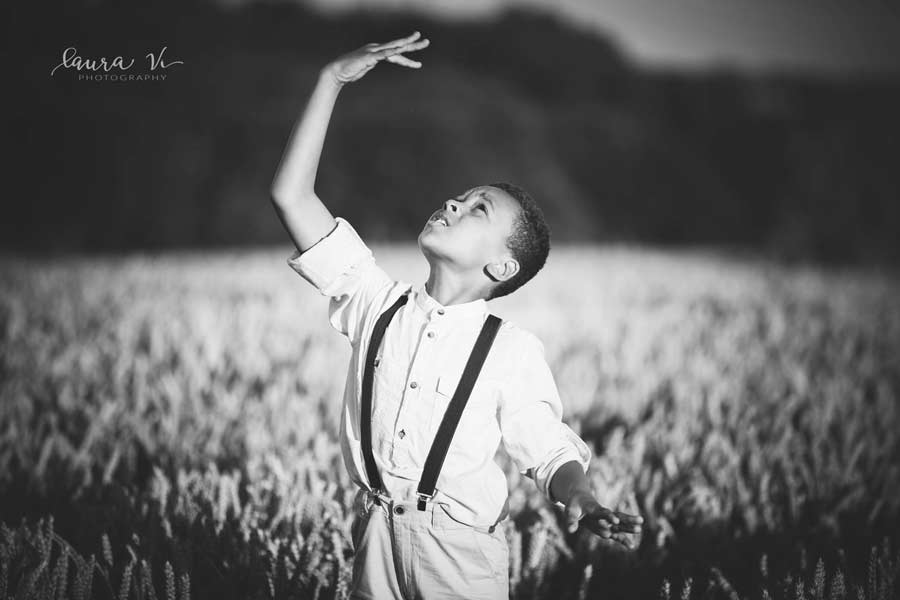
[498,331,592,506]
[286,217,393,343]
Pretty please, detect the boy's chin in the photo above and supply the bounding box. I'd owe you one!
[418,234,453,263]
[418,229,443,252]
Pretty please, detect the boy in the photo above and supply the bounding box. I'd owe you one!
[270,32,643,600]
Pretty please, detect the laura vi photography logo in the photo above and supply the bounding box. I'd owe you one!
[50,46,184,81]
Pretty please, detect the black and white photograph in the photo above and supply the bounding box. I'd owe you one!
[3,0,900,598]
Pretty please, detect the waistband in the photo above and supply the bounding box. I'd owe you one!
[359,488,499,535]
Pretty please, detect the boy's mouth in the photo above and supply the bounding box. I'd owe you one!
[427,211,451,227]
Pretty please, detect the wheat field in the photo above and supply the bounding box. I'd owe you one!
[1,245,898,600]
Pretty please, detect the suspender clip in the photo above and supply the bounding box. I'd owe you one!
[416,492,433,511]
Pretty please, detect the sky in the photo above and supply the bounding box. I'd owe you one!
[299,0,900,76]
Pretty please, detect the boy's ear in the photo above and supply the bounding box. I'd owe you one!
[484,258,520,282]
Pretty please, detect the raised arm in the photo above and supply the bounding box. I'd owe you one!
[270,31,430,252]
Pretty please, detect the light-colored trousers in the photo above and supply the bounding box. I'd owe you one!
[349,488,510,600]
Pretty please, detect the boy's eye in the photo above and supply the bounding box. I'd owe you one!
[476,204,487,213]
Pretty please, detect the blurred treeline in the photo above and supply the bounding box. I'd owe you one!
[7,0,900,262]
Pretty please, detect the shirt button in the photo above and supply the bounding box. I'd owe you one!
[398,429,406,439]
[437,308,445,315]
[427,331,435,338]
[409,381,418,389]
[394,505,405,515]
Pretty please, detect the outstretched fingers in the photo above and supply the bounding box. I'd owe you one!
[375,38,430,63]
[578,504,619,537]
[576,504,643,551]
[612,511,643,533]
[369,31,421,52]
[588,504,620,527]
[386,54,423,68]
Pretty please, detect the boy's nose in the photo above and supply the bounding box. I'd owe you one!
[443,200,460,213]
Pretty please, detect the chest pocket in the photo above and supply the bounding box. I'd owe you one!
[429,374,496,436]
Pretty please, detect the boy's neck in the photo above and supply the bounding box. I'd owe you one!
[425,265,490,306]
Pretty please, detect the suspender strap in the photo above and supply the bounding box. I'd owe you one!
[417,314,503,510]
[361,291,409,492]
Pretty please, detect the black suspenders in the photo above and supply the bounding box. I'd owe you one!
[416,313,502,509]
[360,291,409,493]
[360,289,503,511]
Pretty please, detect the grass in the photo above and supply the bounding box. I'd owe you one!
[1,244,898,599]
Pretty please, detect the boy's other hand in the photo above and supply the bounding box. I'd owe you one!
[565,491,644,549]
[325,31,430,86]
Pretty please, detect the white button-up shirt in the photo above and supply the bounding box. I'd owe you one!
[288,217,591,527]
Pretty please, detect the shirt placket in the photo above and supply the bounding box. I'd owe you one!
[389,306,446,470]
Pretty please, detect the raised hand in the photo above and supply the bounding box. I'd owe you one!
[565,491,644,549]
[325,31,430,86]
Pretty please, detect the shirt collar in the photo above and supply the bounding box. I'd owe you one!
[413,282,487,320]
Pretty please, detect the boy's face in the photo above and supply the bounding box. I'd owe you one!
[417,185,520,274]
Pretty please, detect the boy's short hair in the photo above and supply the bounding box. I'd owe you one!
[486,182,550,300]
